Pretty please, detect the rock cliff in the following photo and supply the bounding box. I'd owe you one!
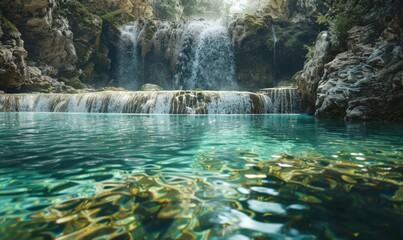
[0,0,322,93]
[0,11,27,92]
[296,0,403,121]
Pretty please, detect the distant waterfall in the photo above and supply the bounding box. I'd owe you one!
[259,88,303,114]
[117,23,142,90]
[271,24,278,82]
[174,20,237,90]
[117,19,237,91]
[0,91,269,114]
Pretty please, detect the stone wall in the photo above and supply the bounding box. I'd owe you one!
[296,0,403,121]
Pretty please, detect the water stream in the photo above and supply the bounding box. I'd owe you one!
[117,19,237,91]
[271,24,278,82]
[0,91,269,114]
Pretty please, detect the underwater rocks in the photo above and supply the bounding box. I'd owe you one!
[3,151,401,239]
[297,2,403,121]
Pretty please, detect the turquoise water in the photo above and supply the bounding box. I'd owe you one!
[0,113,402,239]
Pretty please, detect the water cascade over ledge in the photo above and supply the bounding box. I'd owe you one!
[258,87,303,114]
[0,91,270,114]
[116,19,237,90]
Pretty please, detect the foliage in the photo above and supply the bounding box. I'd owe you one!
[244,14,268,35]
[316,13,328,26]
[321,1,366,52]
[303,44,315,62]
[332,2,365,50]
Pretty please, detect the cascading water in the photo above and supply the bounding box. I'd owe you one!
[0,91,269,114]
[117,23,142,90]
[271,24,278,82]
[174,20,237,90]
[258,88,303,114]
[117,19,237,91]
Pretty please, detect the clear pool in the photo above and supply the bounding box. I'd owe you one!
[0,113,402,239]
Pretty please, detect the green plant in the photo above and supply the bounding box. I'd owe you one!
[303,44,315,62]
[328,2,366,52]
[316,13,328,25]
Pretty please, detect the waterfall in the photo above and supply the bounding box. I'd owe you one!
[0,91,269,114]
[117,23,142,90]
[258,88,303,114]
[271,24,278,82]
[117,19,237,91]
[174,19,237,90]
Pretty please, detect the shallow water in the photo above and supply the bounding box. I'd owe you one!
[0,113,402,239]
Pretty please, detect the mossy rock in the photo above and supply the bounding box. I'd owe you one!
[0,13,20,38]
[58,69,81,79]
[244,14,269,35]
[102,10,136,30]
[143,20,157,42]
[80,62,95,83]
[141,84,163,91]
[21,83,52,93]
[60,77,85,89]
[62,0,102,36]
[62,0,102,66]
[93,52,111,72]
[96,87,126,92]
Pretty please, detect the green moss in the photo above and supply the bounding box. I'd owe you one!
[21,83,52,93]
[144,21,157,42]
[323,1,366,52]
[58,69,81,79]
[60,77,85,89]
[96,87,126,92]
[303,44,315,62]
[244,14,269,35]
[0,13,20,38]
[102,10,136,29]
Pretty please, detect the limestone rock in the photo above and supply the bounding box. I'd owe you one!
[263,0,290,19]
[80,0,134,13]
[141,84,163,91]
[291,0,324,22]
[62,0,103,68]
[21,66,70,93]
[0,14,27,91]
[295,31,332,114]
[130,0,154,19]
[0,0,78,69]
[314,9,403,121]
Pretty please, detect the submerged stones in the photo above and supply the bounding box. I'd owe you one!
[2,150,401,239]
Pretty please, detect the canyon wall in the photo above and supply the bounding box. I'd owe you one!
[296,0,403,121]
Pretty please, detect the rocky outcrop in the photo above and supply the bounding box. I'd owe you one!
[0,0,322,94]
[231,14,318,90]
[296,31,332,114]
[0,0,77,69]
[0,13,27,91]
[297,0,403,121]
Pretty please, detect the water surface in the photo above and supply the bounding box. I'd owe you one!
[0,113,402,239]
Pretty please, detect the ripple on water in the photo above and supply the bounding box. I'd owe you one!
[0,113,402,239]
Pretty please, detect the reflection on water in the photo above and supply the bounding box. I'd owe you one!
[0,113,402,239]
